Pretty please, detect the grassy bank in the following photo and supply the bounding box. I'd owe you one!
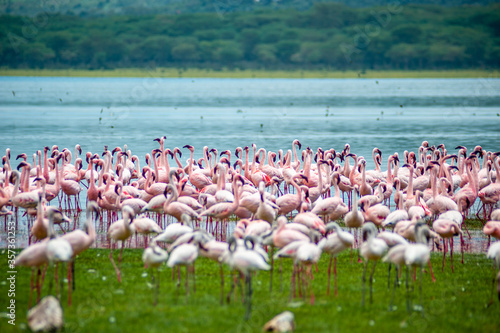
[1,248,498,332]
[0,68,498,79]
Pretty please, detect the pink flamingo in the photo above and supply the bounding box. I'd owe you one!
[107,205,135,282]
[59,201,98,304]
[360,222,388,306]
[222,236,270,319]
[478,152,500,219]
[10,169,39,209]
[484,221,500,239]
[45,208,73,305]
[432,218,462,272]
[273,216,311,248]
[276,174,307,216]
[184,145,213,191]
[454,158,478,216]
[131,214,162,247]
[163,184,200,222]
[15,238,49,307]
[426,164,458,215]
[318,222,354,296]
[142,240,168,305]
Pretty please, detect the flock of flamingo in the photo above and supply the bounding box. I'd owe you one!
[3,138,500,324]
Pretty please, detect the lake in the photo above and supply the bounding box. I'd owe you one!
[1,76,499,250]
[1,77,499,162]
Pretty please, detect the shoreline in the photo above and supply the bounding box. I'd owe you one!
[0,68,498,79]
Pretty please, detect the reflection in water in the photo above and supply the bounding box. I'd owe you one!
[2,206,493,254]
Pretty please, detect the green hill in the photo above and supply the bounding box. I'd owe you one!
[1,0,498,17]
[1,3,499,71]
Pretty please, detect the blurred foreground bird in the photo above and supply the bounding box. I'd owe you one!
[263,311,295,332]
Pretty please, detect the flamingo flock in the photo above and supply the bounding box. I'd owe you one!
[5,140,500,318]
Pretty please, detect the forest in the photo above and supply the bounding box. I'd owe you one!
[1,2,499,70]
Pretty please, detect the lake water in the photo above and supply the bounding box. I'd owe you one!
[1,76,499,250]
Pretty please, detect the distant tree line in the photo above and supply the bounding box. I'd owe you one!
[2,0,498,17]
[1,3,499,70]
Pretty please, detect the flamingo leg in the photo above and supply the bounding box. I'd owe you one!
[53,263,59,298]
[226,271,235,304]
[361,260,368,306]
[269,246,274,293]
[428,260,436,283]
[219,263,224,305]
[389,265,399,311]
[406,265,411,313]
[419,266,424,315]
[185,265,189,296]
[460,232,464,264]
[192,263,196,294]
[72,258,76,290]
[487,261,497,307]
[334,257,338,297]
[109,242,122,283]
[244,275,252,321]
[327,255,332,296]
[450,238,454,273]
[118,241,125,275]
[150,268,156,306]
[369,261,377,305]
[387,263,392,289]
[29,267,34,309]
[68,261,72,307]
[37,267,43,303]
[308,265,315,305]
[156,267,160,306]
[279,259,283,293]
[441,238,446,272]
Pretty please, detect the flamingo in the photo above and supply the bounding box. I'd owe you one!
[404,222,433,313]
[142,240,168,305]
[222,236,270,320]
[131,214,162,247]
[167,233,204,296]
[15,236,49,307]
[360,201,390,227]
[432,218,462,272]
[183,145,213,191]
[492,209,500,221]
[426,164,458,215]
[163,183,201,222]
[360,222,388,306]
[107,205,135,282]
[484,221,500,239]
[200,174,243,221]
[276,174,307,216]
[59,201,98,304]
[383,187,409,228]
[153,216,194,244]
[59,153,83,211]
[311,171,345,222]
[487,241,500,305]
[45,207,73,304]
[318,222,354,296]
[254,181,278,224]
[10,170,39,209]
[273,216,311,248]
[478,152,500,219]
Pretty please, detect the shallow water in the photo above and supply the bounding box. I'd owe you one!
[1,76,499,251]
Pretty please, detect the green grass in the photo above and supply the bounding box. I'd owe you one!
[0,68,498,79]
[1,248,498,332]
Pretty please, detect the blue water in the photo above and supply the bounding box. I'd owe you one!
[0,76,499,250]
[1,77,499,166]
